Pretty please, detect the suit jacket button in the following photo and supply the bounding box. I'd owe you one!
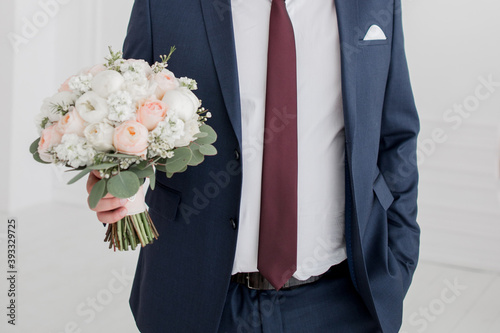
[234,149,240,161]
[230,218,237,230]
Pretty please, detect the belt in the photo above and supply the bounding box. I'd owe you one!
[231,271,323,291]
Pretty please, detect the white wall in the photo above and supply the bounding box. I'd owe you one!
[404,0,500,271]
[1,0,135,214]
[1,0,500,272]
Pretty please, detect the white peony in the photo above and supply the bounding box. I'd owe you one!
[91,70,125,98]
[162,87,201,122]
[54,134,96,168]
[43,91,78,117]
[36,91,79,132]
[75,91,109,123]
[84,122,115,152]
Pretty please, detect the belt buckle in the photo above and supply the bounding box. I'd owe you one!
[245,273,261,290]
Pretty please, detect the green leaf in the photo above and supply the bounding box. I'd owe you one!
[167,166,187,178]
[88,179,107,209]
[33,152,51,164]
[149,170,156,190]
[130,164,155,179]
[29,138,40,154]
[199,144,218,156]
[104,153,136,158]
[165,147,192,173]
[67,167,92,185]
[107,171,140,199]
[194,124,217,145]
[88,163,118,170]
[194,132,208,138]
[155,164,167,173]
[133,160,148,170]
[188,145,205,166]
[65,167,87,172]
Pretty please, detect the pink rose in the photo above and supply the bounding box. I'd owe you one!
[136,99,168,130]
[154,70,179,100]
[58,75,74,92]
[38,124,63,162]
[56,108,86,137]
[113,120,149,158]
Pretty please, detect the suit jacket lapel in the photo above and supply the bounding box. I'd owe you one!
[200,0,242,148]
[335,0,359,148]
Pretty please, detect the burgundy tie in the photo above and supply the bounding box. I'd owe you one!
[257,0,298,290]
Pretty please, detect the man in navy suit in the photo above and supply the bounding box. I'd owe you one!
[87,0,420,332]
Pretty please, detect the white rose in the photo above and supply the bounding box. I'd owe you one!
[75,91,109,123]
[84,122,115,152]
[162,87,201,122]
[91,70,125,98]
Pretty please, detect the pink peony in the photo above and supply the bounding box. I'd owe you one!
[38,124,63,162]
[86,64,107,76]
[113,120,149,158]
[136,99,168,131]
[56,107,86,137]
[58,75,74,92]
[154,70,179,100]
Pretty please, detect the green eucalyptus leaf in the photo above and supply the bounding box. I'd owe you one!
[130,164,155,179]
[199,144,218,156]
[149,170,156,190]
[165,147,192,173]
[195,124,217,145]
[133,160,148,170]
[188,145,205,166]
[88,178,107,209]
[29,138,40,154]
[104,153,135,158]
[107,171,140,199]
[33,152,52,164]
[67,167,92,185]
[194,132,208,138]
[155,164,167,173]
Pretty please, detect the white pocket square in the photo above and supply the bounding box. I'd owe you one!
[363,25,387,41]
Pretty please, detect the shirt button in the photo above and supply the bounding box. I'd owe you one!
[230,218,237,230]
[234,149,240,161]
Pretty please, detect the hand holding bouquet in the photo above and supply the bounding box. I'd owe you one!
[29,48,217,251]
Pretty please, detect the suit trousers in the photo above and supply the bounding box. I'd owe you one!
[218,261,381,333]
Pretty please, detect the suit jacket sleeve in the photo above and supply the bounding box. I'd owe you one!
[379,0,420,295]
[123,0,154,64]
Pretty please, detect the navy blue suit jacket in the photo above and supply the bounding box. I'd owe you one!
[123,1,420,332]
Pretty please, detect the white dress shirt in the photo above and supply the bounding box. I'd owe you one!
[231,0,347,280]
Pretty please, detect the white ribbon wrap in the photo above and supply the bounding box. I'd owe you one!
[125,186,147,216]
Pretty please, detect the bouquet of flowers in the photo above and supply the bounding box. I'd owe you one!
[29,47,217,251]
